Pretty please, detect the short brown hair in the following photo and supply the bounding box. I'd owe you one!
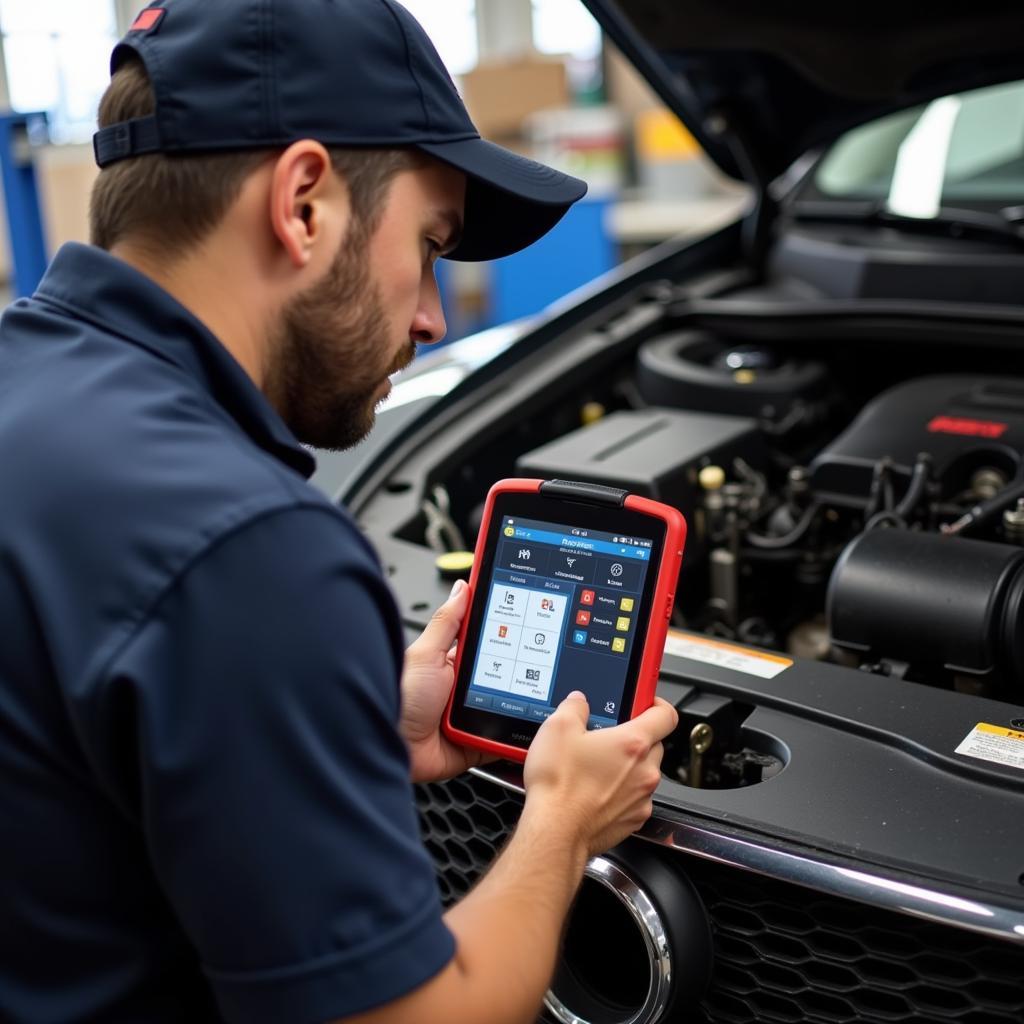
[90,56,422,255]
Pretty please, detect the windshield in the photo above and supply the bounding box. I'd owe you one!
[813,81,1024,217]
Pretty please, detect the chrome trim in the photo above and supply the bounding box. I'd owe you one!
[544,855,672,1024]
[470,763,1024,946]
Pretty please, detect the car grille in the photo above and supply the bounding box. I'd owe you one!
[415,774,1024,1024]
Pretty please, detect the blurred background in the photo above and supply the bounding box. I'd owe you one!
[0,0,748,336]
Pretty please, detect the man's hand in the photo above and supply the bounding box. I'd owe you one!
[524,690,679,857]
[401,580,492,783]
[354,635,680,1024]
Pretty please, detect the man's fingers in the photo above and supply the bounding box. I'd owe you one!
[410,580,470,657]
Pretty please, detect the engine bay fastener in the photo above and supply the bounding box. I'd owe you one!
[689,722,714,789]
[1003,498,1024,544]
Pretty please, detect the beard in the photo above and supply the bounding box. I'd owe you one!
[265,227,416,451]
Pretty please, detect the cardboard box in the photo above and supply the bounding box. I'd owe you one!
[461,57,570,139]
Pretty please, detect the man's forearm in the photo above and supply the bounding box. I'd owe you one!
[343,693,675,1024]
[342,795,587,1024]
[441,797,588,1024]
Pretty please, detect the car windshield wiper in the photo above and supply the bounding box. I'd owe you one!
[789,199,1024,248]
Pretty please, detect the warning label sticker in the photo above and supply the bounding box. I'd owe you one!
[663,630,792,680]
[954,723,1024,771]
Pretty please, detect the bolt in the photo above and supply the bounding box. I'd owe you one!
[705,113,728,136]
[1003,500,1024,544]
[971,467,1007,501]
[788,465,810,497]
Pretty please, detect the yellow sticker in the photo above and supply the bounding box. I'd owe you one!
[955,723,1024,770]
[976,723,1024,740]
[663,630,792,680]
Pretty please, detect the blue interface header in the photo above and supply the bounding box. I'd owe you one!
[506,524,650,561]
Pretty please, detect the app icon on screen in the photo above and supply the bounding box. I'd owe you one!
[616,617,631,632]
[573,630,587,645]
[498,625,508,638]
[580,589,595,606]
[575,610,591,626]
[620,597,634,612]
[611,637,626,653]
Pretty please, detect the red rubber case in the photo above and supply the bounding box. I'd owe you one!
[442,478,687,763]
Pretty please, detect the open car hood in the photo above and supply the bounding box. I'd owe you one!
[584,0,1024,185]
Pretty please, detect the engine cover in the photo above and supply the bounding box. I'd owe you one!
[810,375,1024,507]
[516,408,764,520]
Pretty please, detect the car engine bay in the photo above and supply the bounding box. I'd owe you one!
[385,294,1024,694]
[343,227,1024,1021]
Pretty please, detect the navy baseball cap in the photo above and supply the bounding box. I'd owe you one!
[92,0,587,262]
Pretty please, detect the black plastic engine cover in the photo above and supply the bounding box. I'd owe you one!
[516,407,765,538]
[810,375,1024,507]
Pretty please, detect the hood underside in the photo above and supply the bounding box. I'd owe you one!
[584,0,1024,182]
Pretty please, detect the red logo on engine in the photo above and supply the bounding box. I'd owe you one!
[927,415,1008,439]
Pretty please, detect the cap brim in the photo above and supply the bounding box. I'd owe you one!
[418,137,587,262]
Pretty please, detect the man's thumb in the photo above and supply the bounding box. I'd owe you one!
[558,690,590,723]
[415,579,469,654]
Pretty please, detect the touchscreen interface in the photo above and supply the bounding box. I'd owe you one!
[464,514,654,730]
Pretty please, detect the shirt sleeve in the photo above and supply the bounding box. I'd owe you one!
[90,505,454,1024]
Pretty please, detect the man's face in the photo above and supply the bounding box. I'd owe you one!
[269,159,466,450]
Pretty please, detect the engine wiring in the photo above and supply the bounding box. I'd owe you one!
[746,501,821,549]
[941,475,1024,537]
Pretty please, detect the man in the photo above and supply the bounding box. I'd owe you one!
[0,2,678,1022]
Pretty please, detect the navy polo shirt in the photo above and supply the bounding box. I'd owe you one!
[0,243,454,1023]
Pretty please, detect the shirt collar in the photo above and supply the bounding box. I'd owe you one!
[34,243,316,479]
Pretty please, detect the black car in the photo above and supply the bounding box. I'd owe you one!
[319,4,1024,1022]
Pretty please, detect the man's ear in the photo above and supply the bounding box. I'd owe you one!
[268,140,350,268]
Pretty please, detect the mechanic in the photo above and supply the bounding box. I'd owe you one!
[0,2,678,1022]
